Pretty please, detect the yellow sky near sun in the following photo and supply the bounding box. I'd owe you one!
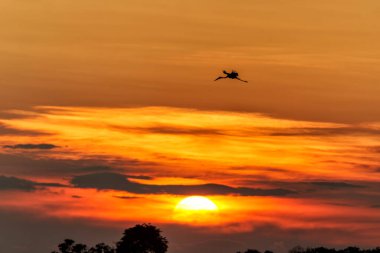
[1,184,379,233]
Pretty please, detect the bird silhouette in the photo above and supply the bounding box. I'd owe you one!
[214,70,248,83]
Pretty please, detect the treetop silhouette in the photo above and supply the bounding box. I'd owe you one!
[116,223,168,253]
[51,224,167,253]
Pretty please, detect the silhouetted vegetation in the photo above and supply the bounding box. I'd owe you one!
[290,246,380,253]
[51,224,167,253]
[51,223,380,253]
[237,250,262,253]
[237,246,380,253]
[88,243,115,253]
[51,239,93,253]
[116,224,168,253]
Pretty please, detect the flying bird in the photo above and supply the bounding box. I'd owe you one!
[214,70,248,83]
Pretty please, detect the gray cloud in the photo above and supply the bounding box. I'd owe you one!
[0,123,48,136]
[111,124,380,139]
[0,153,155,178]
[113,195,140,200]
[0,175,36,191]
[78,166,151,179]
[37,182,67,188]
[233,178,378,207]
[310,181,365,189]
[3,143,59,150]
[240,178,367,190]
[0,153,85,176]
[110,125,225,136]
[0,175,65,191]
[71,173,295,196]
[75,166,114,173]
[265,126,380,137]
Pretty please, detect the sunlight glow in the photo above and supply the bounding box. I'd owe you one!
[175,196,218,211]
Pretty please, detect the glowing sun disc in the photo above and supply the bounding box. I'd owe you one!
[175,196,218,211]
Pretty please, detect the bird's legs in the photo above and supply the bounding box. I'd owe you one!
[236,77,248,83]
[214,76,228,81]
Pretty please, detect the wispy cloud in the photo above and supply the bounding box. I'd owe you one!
[0,123,48,136]
[3,143,59,150]
[0,153,155,178]
[309,181,365,189]
[113,195,140,200]
[110,125,225,136]
[0,175,65,191]
[71,172,295,196]
[267,126,380,137]
[0,175,36,191]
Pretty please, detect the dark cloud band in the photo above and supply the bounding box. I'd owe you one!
[0,175,65,191]
[71,173,295,196]
[3,143,58,150]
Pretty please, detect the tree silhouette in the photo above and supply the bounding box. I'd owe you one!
[116,224,168,253]
[343,247,361,253]
[286,246,380,253]
[289,246,306,253]
[72,243,87,253]
[52,240,114,253]
[58,239,75,253]
[237,249,275,253]
[51,224,380,253]
[51,239,89,253]
[245,250,261,253]
[88,243,115,253]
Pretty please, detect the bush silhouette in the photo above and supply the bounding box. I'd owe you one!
[239,250,261,253]
[88,243,115,253]
[236,247,380,253]
[116,223,168,253]
[52,239,92,253]
[51,224,380,253]
[51,224,168,253]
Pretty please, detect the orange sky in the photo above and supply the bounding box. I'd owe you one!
[1,1,380,122]
[1,1,380,253]
[1,107,380,252]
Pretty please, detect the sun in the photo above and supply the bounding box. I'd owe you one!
[173,196,220,224]
[175,196,218,211]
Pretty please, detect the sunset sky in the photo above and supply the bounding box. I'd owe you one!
[1,1,380,253]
